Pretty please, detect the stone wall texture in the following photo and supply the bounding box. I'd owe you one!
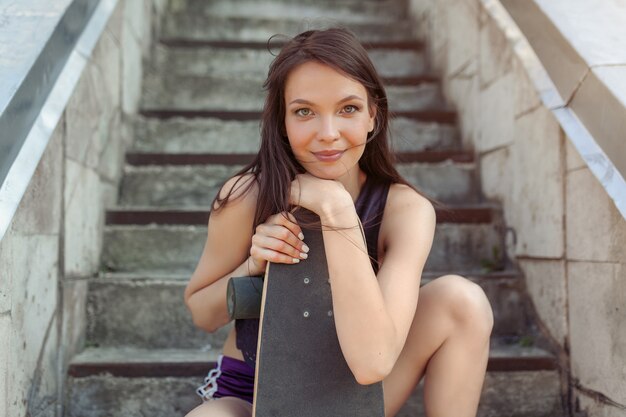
[0,1,164,416]
[408,0,626,415]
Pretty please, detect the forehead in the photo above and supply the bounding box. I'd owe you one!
[284,61,367,102]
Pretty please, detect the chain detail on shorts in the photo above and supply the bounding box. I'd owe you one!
[196,355,223,401]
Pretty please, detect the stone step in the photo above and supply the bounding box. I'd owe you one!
[150,45,428,80]
[131,116,459,154]
[141,75,445,113]
[124,149,474,166]
[85,270,530,349]
[65,344,563,417]
[167,0,409,23]
[160,15,418,45]
[100,222,503,274]
[117,161,479,207]
[104,204,496,226]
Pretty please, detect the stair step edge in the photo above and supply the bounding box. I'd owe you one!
[95,268,519,282]
[68,344,558,378]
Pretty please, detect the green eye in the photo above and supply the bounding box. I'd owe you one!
[296,108,312,117]
[343,105,358,114]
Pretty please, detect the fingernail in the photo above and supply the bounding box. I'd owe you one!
[298,232,304,240]
[292,258,300,264]
[300,252,308,260]
[301,244,310,253]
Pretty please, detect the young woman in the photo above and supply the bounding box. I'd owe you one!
[184,28,494,417]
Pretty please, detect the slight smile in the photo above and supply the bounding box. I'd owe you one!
[312,150,345,162]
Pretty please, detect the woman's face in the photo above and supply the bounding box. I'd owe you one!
[283,61,376,181]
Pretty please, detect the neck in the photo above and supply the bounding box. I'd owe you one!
[337,167,366,202]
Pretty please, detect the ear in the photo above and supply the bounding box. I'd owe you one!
[368,104,377,133]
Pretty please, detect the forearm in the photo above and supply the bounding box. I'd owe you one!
[186,257,261,333]
[320,206,399,383]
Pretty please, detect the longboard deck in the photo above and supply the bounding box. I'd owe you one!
[252,210,384,417]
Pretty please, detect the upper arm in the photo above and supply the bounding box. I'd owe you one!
[184,174,258,302]
[376,185,436,350]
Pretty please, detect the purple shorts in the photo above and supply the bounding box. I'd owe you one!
[196,355,255,404]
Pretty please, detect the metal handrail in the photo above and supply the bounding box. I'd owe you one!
[0,0,119,241]
[0,0,99,187]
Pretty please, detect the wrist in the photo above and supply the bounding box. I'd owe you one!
[240,256,265,277]
[318,192,358,228]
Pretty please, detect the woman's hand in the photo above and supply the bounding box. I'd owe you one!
[248,211,310,275]
[290,173,354,219]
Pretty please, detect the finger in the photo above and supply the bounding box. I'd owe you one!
[250,246,303,265]
[267,213,304,243]
[285,212,305,240]
[252,234,308,260]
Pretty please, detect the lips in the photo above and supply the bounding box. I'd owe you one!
[312,150,345,162]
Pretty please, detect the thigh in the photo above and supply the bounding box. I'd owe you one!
[185,397,252,417]
[382,275,478,417]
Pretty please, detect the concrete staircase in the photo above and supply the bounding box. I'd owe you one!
[65,0,565,416]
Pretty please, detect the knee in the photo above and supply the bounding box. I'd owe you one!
[436,275,494,337]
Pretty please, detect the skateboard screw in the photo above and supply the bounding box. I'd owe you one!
[303,311,310,318]
[303,277,310,284]
[327,310,333,317]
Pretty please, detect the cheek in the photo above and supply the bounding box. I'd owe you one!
[286,122,312,148]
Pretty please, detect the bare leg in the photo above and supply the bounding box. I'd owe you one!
[383,275,494,417]
[185,397,252,417]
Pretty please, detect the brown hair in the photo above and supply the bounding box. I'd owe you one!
[213,27,413,229]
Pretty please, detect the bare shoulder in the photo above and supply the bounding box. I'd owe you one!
[380,183,436,247]
[386,183,435,220]
[212,173,259,216]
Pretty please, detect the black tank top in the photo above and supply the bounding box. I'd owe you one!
[235,175,392,368]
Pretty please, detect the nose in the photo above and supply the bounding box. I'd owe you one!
[318,115,340,142]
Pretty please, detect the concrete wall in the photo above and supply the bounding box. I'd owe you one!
[408,0,626,415]
[0,1,166,416]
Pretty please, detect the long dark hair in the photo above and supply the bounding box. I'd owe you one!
[213,27,413,229]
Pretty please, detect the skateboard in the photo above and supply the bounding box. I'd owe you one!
[247,209,385,417]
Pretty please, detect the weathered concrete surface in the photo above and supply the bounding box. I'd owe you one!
[511,106,564,258]
[398,371,562,417]
[131,116,458,154]
[151,46,427,80]
[62,279,89,376]
[576,394,626,417]
[67,375,201,417]
[0,1,166,416]
[64,159,103,278]
[101,222,502,274]
[119,164,243,207]
[66,363,562,417]
[141,74,443,112]
[0,123,65,417]
[397,161,478,203]
[0,315,8,417]
[87,278,231,349]
[162,14,417,44]
[132,117,262,153]
[568,261,626,404]
[169,0,409,22]
[566,168,626,262]
[518,259,567,346]
[86,272,527,349]
[122,1,143,115]
[118,161,477,207]
[408,0,626,413]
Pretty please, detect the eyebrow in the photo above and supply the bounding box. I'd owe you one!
[288,95,365,106]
